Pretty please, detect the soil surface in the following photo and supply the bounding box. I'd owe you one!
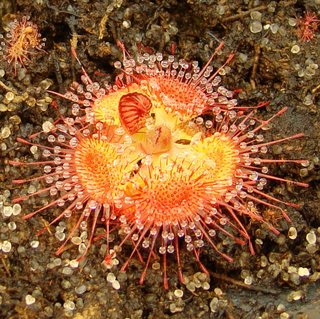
[0,1,319,319]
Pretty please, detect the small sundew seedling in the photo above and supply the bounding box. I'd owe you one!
[11,42,309,289]
[0,16,46,75]
[297,11,320,42]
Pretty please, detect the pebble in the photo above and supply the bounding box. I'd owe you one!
[75,285,87,295]
[0,104,7,112]
[287,290,303,302]
[291,45,300,54]
[310,272,320,281]
[71,236,82,245]
[298,267,310,277]
[30,240,39,248]
[250,21,263,33]
[244,276,253,285]
[1,241,12,253]
[277,303,286,312]
[53,258,62,267]
[42,121,54,133]
[122,20,131,29]
[30,145,38,155]
[306,243,318,254]
[174,289,183,298]
[27,185,37,194]
[216,5,225,15]
[107,273,116,283]
[270,23,279,34]
[63,300,75,311]
[306,231,317,245]
[25,294,36,305]
[69,259,79,268]
[3,206,13,217]
[62,267,73,275]
[44,306,53,317]
[76,298,84,308]
[5,91,15,101]
[288,266,297,274]
[250,11,262,21]
[8,221,16,231]
[186,282,196,292]
[112,280,120,290]
[55,232,66,241]
[0,127,11,138]
[202,282,210,290]
[288,227,297,240]
[214,288,223,296]
[12,204,21,215]
[210,297,219,312]
[288,17,297,26]
[303,94,313,106]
